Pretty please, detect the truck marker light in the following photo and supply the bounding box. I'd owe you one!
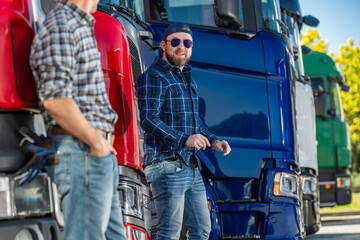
[273,173,281,196]
[336,178,342,188]
[207,200,211,212]
[325,184,331,189]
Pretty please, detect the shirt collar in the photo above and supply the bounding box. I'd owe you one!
[60,0,95,26]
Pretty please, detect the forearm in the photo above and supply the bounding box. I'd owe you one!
[141,114,189,147]
[43,98,104,149]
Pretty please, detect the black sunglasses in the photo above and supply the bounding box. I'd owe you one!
[164,38,193,48]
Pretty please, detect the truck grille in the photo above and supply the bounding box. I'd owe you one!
[219,235,260,240]
[127,37,142,82]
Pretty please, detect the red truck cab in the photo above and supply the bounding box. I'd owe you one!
[93,10,149,239]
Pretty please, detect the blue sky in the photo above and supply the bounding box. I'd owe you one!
[300,0,360,55]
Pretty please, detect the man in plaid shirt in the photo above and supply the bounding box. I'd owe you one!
[136,22,231,240]
[30,0,127,239]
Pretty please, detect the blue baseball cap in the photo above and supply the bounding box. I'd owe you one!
[163,22,192,40]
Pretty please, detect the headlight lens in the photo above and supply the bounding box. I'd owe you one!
[273,172,299,199]
[118,181,143,219]
[336,176,351,189]
[302,176,318,197]
[14,229,34,240]
[0,173,51,219]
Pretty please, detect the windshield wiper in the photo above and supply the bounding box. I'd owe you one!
[107,3,148,30]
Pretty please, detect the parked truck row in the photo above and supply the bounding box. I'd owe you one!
[0,0,352,239]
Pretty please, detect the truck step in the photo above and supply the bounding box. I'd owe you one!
[219,235,261,239]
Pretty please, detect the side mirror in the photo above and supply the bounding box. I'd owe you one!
[301,75,311,83]
[327,109,336,118]
[341,84,350,92]
[215,0,242,29]
[301,45,312,55]
[314,94,328,121]
[302,15,319,27]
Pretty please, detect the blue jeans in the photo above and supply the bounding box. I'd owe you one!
[144,159,211,240]
[46,135,127,240]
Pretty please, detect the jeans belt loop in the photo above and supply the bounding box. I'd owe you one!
[102,131,115,145]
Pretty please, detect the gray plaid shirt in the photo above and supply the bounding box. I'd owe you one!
[30,0,117,133]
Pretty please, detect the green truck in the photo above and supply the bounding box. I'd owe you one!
[303,51,352,207]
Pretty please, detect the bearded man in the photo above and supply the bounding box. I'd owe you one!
[135,22,231,240]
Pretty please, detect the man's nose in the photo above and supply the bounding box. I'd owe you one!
[177,40,186,48]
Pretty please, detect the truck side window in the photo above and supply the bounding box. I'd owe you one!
[328,81,344,121]
[310,77,327,120]
[261,0,281,33]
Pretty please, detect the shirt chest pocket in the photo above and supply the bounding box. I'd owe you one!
[190,83,198,96]
[168,83,185,95]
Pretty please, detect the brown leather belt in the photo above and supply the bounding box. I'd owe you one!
[51,125,70,136]
[50,125,114,144]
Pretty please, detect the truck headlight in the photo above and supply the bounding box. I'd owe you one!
[118,181,143,219]
[125,223,148,240]
[14,229,34,240]
[302,176,318,197]
[273,172,299,199]
[336,176,351,189]
[0,173,52,219]
[0,176,13,217]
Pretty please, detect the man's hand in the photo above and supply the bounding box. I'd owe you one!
[89,133,117,157]
[185,134,211,150]
[212,140,231,156]
[43,98,117,157]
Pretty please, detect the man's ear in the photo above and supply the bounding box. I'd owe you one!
[161,41,166,52]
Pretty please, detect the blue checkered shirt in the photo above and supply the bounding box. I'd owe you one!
[135,57,218,168]
[30,0,117,132]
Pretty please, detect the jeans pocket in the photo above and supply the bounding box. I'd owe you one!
[53,152,71,199]
[88,152,113,161]
[144,164,160,183]
[160,160,183,175]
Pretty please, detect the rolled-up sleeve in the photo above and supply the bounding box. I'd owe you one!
[30,25,76,103]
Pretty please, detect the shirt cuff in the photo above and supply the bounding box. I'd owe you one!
[178,132,190,147]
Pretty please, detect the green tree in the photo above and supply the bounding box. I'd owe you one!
[300,29,328,54]
[335,38,360,173]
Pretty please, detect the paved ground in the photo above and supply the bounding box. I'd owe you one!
[306,215,360,240]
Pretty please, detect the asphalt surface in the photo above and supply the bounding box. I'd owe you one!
[306,215,360,239]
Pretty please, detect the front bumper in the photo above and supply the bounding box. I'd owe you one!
[0,218,61,240]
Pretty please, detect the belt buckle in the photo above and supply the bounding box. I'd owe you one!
[104,132,114,145]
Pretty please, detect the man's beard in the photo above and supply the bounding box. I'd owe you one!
[165,50,190,67]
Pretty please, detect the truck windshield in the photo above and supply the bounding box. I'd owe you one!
[147,0,240,28]
[142,0,282,34]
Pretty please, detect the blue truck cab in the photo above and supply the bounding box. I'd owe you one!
[130,0,303,239]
